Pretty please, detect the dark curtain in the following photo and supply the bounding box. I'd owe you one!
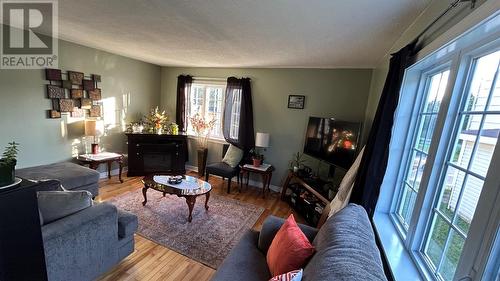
[350,41,417,217]
[176,75,193,132]
[223,77,255,152]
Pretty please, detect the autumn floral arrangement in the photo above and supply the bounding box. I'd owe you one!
[189,112,216,149]
[144,107,168,134]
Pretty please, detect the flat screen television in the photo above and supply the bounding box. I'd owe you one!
[303,117,361,170]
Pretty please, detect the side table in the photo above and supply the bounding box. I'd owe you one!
[77,152,124,183]
[239,164,275,198]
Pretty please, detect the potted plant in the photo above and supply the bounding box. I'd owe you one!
[0,142,19,186]
[189,113,216,176]
[290,152,305,173]
[252,152,263,167]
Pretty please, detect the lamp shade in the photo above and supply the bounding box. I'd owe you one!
[85,120,103,136]
[85,120,96,136]
[255,132,270,148]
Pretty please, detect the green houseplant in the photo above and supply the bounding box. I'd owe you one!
[290,152,305,173]
[0,142,19,186]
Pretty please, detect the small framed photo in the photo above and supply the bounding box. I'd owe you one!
[288,95,305,109]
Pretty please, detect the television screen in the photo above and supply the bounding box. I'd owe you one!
[304,117,361,170]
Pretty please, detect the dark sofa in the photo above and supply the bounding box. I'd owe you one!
[212,204,387,281]
[17,162,100,197]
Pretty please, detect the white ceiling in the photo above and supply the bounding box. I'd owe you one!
[58,0,431,68]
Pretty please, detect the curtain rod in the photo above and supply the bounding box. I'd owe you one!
[414,0,476,43]
[193,76,227,81]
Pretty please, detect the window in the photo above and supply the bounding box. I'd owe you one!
[395,69,450,229]
[186,82,226,139]
[376,13,500,281]
[421,50,499,280]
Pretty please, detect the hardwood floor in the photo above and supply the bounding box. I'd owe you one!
[97,171,301,281]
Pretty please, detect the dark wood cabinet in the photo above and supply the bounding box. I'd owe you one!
[126,133,188,176]
[0,180,48,281]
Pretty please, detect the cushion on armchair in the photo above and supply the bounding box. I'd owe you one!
[206,162,238,178]
[37,190,93,225]
[222,144,244,168]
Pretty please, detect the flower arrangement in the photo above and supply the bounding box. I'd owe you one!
[189,113,216,148]
[144,107,168,134]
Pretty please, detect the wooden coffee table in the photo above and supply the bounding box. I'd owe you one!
[141,175,212,222]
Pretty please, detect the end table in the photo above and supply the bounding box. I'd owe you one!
[239,164,275,198]
[77,152,124,183]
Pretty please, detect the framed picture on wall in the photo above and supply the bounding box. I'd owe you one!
[288,95,305,109]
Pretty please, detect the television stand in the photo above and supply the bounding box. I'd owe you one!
[281,171,330,204]
[281,170,331,227]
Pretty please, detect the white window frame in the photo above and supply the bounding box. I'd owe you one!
[374,12,500,281]
[186,80,226,141]
[392,65,452,233]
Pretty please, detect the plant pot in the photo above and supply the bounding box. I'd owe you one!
[253,158,262,167]
[293,166,299,173]
[91,143,99,154]
[0,160,16,186]
[197,148,208,177]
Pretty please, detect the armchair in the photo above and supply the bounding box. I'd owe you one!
[205,144,246,193]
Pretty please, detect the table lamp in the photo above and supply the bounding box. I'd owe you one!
[85,120,102,154]
[255,132,270,148]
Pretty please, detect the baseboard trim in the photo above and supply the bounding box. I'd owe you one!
[185,164,281,192]
[98,167,128,179]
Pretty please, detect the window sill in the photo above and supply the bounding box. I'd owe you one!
[373,211,430,281]
[186,135,228,145]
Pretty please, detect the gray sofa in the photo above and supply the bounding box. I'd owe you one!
[37,180,137,281]
[212,204,387,281]
[17,162,100,197]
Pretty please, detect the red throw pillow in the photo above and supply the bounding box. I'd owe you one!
[266,214,315,276]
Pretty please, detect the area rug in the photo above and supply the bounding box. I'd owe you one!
[108,188,264,269]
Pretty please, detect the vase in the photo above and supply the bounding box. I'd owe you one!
[0,160,16,186]
[197,148,208,177]
[253,158,262,167]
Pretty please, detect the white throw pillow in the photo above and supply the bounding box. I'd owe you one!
[222,144,244,168]
[328,146,365,218]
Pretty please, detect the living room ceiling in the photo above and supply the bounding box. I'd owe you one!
[58,0,431,68]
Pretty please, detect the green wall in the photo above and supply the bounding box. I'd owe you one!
[161,67,372,186]
[0,39,161,168]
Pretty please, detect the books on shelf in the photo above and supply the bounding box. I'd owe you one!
[243,163,271,172]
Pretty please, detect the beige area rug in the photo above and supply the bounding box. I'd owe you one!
[108,188,264,268]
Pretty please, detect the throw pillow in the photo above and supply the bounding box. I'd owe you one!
[269,269,303,281]
[37,190,93,225]
[222,144,244,168]
[266,214,315,276]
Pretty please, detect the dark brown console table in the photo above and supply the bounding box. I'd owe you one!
[126,133,188,176]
